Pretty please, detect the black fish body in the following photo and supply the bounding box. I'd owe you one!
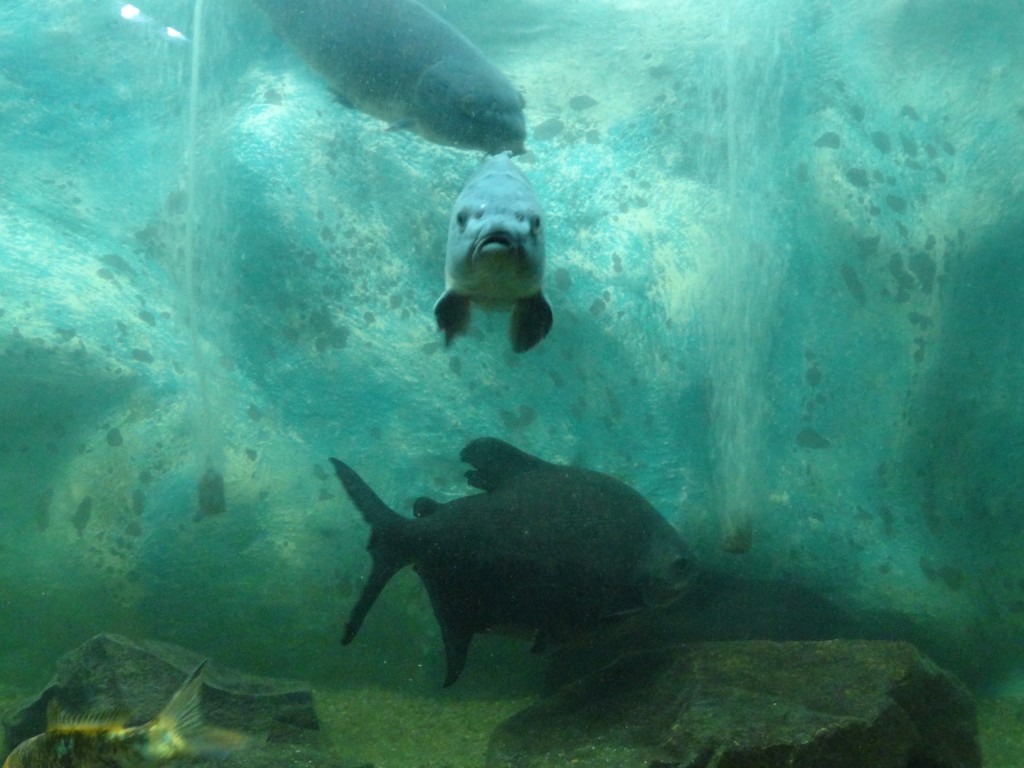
[256,0,527,154]
[330,438,693,686]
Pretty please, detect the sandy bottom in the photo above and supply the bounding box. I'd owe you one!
[978,698,1024,768]
[309,689,1024,768]
[314,685,531,767]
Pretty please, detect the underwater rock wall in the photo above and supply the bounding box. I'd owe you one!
[1,0,1023,691]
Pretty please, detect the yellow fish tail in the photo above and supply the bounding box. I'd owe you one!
[145,661,258,760]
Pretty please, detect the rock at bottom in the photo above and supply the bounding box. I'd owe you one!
[487,640,980,768]
[2,633,319,753]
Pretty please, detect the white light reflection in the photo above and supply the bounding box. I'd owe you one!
[119,4,148,22]
[163,26,189,43]
[116,3,189,44]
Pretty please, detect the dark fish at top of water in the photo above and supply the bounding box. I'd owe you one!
[434,152,552,352]
[329,438,694,686]
[2,662,256,768]
[256,0,527,155]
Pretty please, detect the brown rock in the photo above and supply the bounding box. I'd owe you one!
[488,640,980,768]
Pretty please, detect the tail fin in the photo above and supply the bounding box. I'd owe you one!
[329,458,413,644]
[147,662,259,760]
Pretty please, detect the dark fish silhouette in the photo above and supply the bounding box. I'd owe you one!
[2,663,256,768]
[330,438,694,686]
[434,152,552,352]
[256,0,527,154]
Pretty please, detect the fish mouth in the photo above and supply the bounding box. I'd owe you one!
[642,558,696,608]
[643,579,689,609]
[471,232,520,260]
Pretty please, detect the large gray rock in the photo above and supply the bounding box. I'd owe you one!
[2,633,319,752]
[488,640,980,768]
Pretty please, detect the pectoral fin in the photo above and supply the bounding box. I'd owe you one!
[434,291,471,346]
[510,293,553,352]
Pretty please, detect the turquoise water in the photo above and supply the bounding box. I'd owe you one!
[2,0,1024,754]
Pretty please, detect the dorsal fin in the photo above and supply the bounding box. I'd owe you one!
[46,699,132,733]
[459,438,552,492]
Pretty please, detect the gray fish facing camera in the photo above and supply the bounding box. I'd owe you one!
[329,438,694,687]
[435,152,553,352]
[256,0,527,155]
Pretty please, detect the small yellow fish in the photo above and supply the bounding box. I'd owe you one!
[3,661,256,768]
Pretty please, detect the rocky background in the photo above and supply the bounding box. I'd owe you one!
[1,0,1023,695]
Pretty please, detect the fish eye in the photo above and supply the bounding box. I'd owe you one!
[456,209,469,229]
[530,215,542,233]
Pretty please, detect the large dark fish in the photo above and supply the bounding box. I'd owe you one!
[434,152,552,352]
[330,438,694,686]
[2,663,256,768]
[256,0,527,154]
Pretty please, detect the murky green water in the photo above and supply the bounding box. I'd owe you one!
[3,0,1024,763]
